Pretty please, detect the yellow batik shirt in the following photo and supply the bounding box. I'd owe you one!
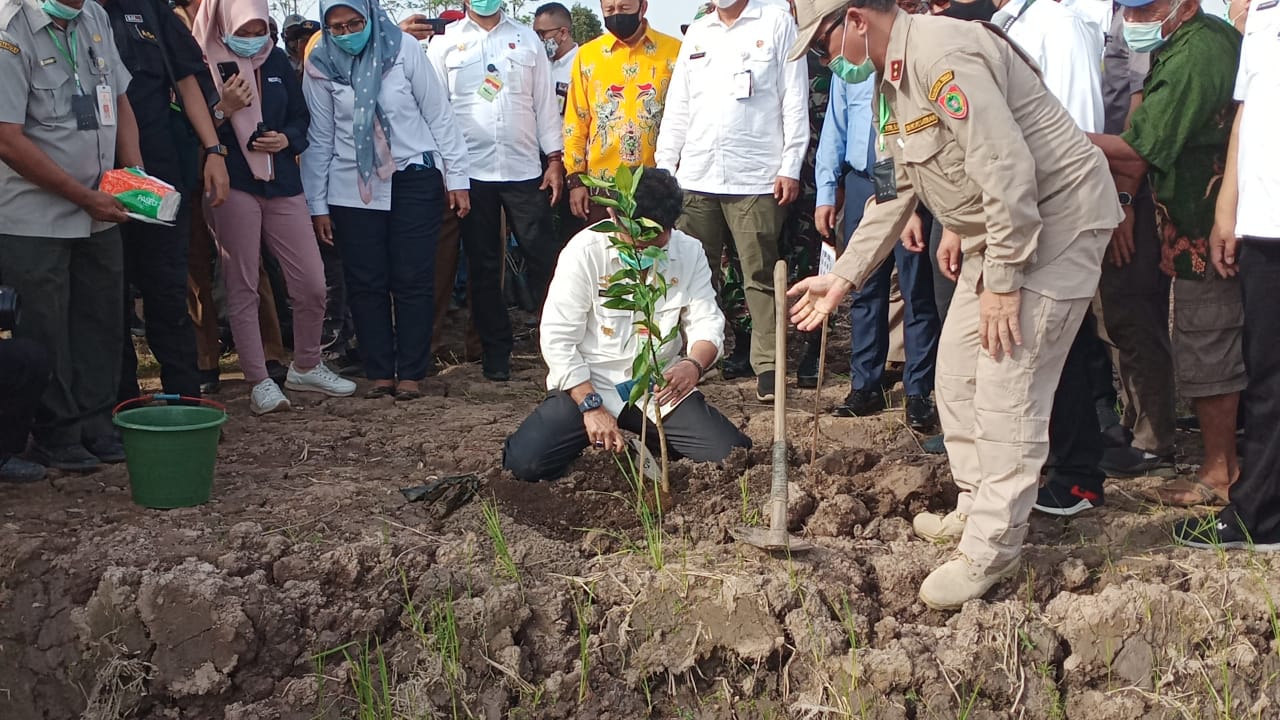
[563,24,681,181]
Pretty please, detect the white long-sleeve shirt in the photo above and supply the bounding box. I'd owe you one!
[999,0,1104,132]
[301,35,470,215]
[540,225,725,420]
[655,0,808,195]
[427,13,563,183]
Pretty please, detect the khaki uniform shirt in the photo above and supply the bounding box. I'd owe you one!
[0,0,131,238]
[832,11,1123,300]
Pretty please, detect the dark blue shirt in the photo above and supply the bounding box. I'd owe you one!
[219,48,309,198]
[105,0,209,192]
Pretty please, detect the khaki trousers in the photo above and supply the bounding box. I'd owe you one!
[937,249,1096,570]
[677,192,787,373]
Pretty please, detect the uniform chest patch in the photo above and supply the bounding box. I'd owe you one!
[904,113,939,134]
[124,13,143,22]
[0,40,18,55]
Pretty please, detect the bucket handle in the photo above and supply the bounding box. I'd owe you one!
[113,394,227,416]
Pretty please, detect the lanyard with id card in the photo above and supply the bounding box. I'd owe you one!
[46,26,114,130]
[872,95,897,203]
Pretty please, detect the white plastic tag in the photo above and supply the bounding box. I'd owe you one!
[96,84,116,126]
[732,70,752,100]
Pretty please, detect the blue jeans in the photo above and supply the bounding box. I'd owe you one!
[843,172,939,396]
[330,166,444,382]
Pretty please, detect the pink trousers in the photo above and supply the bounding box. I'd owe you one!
[207,190,325,384]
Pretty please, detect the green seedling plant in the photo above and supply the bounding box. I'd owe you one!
[582,165,677,498]
[480,497,519,585]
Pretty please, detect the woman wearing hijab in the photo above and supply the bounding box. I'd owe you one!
[194,0,356,414]
[301,0,470,401]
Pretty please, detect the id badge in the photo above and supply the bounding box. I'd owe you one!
[732,70,752,100]
[872,157,898,203]
[477,73,503,102]
[72,94,99,131]
[96,84,116,126]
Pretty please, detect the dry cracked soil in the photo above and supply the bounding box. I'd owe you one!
[3,322,1279,720]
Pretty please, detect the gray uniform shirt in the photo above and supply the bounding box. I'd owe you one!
[0,0,131,238]
[1102,6,1150,135]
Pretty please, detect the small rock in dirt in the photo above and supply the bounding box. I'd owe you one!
[787,482,816,530]
[806,494,870,538]
[1060,557,1090,591]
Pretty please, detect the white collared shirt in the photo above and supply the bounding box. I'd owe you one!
[551,44,578,118]
[1233,0,1280,239]
[427,13,563,182]
[998,0,1104,133]
[655,0,809,195]
[540,225,725,420]
[300,36,470,215]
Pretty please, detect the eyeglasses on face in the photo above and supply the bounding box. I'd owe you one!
[808,12,846,61]
[327,17,367,35]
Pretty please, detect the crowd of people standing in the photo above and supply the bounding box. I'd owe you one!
[0,0,1276,609]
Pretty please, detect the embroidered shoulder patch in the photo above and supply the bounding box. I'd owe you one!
[937,82,969,119]
[927,70,954,102]
[904,113,939,134]
[0,40,18,55]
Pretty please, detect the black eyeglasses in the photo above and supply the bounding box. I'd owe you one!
[327,17,367,35]
[809,13,846,61]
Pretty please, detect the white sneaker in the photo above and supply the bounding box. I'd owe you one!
[250,378,291,416]
[913,509,968,542]
[285,362,356,397]
[918,553,1021,611]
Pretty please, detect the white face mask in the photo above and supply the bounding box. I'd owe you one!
[714,0,746,8]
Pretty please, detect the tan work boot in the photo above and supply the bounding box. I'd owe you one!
[912,509,967,542]
[918,553,1021,611]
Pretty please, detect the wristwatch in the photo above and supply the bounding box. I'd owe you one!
[204,144,229,158]
[1117,191,1134,207]
[212,107,226,121]
[577,392,603,413]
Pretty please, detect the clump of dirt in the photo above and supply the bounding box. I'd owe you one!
[3,328,1278,719]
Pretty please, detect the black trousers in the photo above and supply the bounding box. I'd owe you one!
[1224,239,1280,538]
[460,178,557,360]
[503,390,752,482]
[0,338,50,457]
[330,166,443,382]
[119,202,202,401]
[1044,310,1106,495]
[0,229,122,446]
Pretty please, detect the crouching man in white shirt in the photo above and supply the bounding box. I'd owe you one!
[503,168,752,482]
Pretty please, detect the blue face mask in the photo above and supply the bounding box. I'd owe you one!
[828,21,876,85]
[1122,2,1181,53]
[330,22,371,54]
[470,0,503,16]
[41,0,81,20]
[225,34,269,58]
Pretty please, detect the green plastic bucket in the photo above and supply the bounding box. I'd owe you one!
[112,395,228,509]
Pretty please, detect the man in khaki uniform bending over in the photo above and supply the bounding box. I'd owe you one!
[787,0,1122,610]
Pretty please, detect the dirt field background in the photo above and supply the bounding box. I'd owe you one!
[2,318,1278,720]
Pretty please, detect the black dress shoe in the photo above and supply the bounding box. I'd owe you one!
[905,395,937,433]
[84,432,126,464]
[198,369,221,395]
[0,456,46,483]
[832,388,886,417]
[29,442,101,473]
[756,371,778,402]
[482,354,511,382]
[796,339,820,389]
